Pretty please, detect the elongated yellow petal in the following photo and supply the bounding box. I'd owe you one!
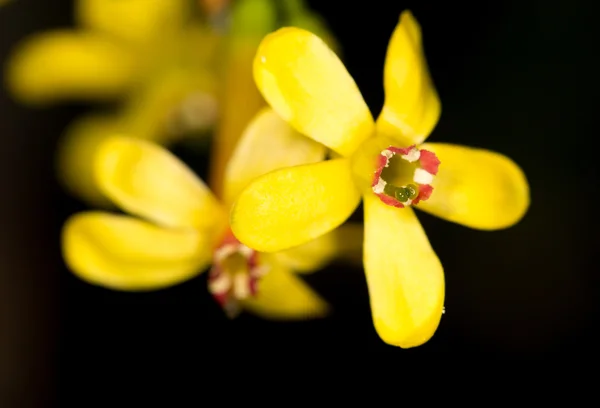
[376,11,441,144]
[273,223,363,273]
[62,212,213,290]
[95,137,226,230]
[231,159,361,252]
[253,27,374,156]
[242,257,329,319]
[223,108,326,206]
[363,194,444,348]
[281,0,340,53]
[417,143,530,230]
[76,0,188,45]
[56,114,123,207]
[5,31,137,105]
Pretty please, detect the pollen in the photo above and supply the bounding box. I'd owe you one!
[371,145,440,209]
[413,168,434,185]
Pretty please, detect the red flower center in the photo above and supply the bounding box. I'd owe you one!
[208,229,268,317]
[371,145,440,208]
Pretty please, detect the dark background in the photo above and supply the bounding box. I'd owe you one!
[1,0,598,405]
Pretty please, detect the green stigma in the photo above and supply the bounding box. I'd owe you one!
[394,188,409,202]
[405,184,419,200]
[383,183,419,203]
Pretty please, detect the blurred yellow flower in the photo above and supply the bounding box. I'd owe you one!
[5,0,336,208]
[62,108,362,319]
[5,0,216,105]
[230,11,530,347]
[4,0,222,205]
[55,61,220,207]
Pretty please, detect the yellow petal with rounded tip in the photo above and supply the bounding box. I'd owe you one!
[56,114,124,207]
[274,223,363,274]
[242,257,329,319]
[363,194,444,348]
[282,0,340,54]
[231,158,361,252]
[95,137,226,231]
[253,27,374,156]
[62,212,213,291]
[223,108,326,206]
[5,31,137,105]
[76,0,188,45]
[417,143,530,230]
[376,11,441,144]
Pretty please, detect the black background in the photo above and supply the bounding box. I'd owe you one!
[1,0,598,405]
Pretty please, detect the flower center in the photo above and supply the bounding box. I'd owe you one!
[165,92,218,137]
[208,229,269,318]
[371,145,440,208]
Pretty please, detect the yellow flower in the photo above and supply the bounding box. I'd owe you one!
[6,0,220,206]
[61,108,363,319]
[55,64,219,207]
[5,0,215,105]
[230,11,530,347]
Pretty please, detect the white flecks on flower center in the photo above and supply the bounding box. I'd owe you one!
[413,168,434,185]
[371,145,440,208]
[208,238,270,318]
[401,148,421,162]
[372,178,387,194]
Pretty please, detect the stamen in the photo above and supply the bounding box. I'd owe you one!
[208,229,269,317]
[373,178,387,194]
[371,145,440,208]
[413,168,434,185]
[233,273,251,299]
[208,270,232,294]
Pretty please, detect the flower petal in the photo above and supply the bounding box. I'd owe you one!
[281,0,339,53]
[376,11,441,144]
[253,27,374,156]
[363,194,444,348]
[242,257,329,319]
[62,212,214,290]
[95,137,225,230]
[5,31,137,105]
[273,223,363,274]
[223,107,326,206]
[75,0,188,45]
[231,159,361,252]
[416,143,530,230]
[56,114,123,207]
